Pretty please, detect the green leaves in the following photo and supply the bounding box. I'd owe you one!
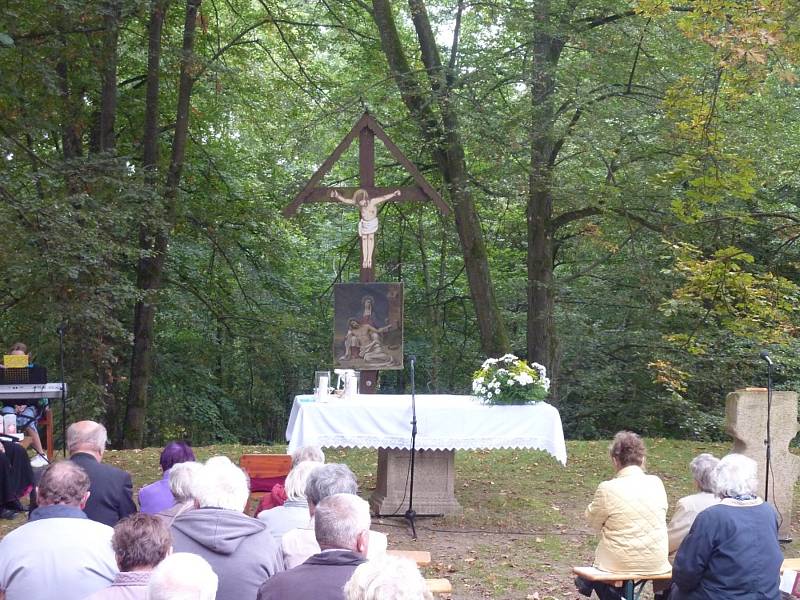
[662,241,800,348]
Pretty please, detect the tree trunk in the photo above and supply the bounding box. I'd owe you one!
[527,0,565,394]
[143,0,169,186]
[124,0,199,448]
[94,0,122,439]
[416,213,440,390]
[372,0,509,357]
[55,60,83,163]
[97,0,120,153]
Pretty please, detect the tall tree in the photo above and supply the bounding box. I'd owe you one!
[124,0,201,447]
[371,0,510,357]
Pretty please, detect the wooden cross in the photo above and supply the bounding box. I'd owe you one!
[284,111,449,392]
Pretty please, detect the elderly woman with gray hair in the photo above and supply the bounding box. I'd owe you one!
[671,453,782,600]
[667,453,720,558]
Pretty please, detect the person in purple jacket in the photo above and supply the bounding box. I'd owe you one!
[138,441,195,514]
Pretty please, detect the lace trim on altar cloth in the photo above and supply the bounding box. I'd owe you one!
[303,435,566,463]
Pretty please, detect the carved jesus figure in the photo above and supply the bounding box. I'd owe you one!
[330,188,401,269]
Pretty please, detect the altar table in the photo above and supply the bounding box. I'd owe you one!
[286,394,567,515]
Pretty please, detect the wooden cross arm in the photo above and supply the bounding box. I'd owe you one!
[282,186,448,217]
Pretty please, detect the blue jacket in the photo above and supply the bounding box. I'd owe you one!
[672,500,782,600]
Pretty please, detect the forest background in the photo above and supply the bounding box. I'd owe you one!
[1,0,799,449]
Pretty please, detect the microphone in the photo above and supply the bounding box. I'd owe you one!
[760,350,773,366]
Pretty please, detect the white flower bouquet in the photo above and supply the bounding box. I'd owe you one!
[471,354,550,405]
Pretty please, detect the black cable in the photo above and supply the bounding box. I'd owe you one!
[384,434,414,516]
[371,519,593,537]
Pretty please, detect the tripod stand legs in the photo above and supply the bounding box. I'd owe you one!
[405,508,418,540]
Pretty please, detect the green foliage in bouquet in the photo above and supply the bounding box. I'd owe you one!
[472,354,550,405]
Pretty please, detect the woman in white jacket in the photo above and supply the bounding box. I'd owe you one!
[576,431,671,600]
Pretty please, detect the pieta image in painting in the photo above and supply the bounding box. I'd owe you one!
[333,283,403,370]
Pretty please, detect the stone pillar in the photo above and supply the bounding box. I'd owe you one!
[725,388,800,538]
[370,449,462,516]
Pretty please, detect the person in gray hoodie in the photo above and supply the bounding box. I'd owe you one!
[169,456,283,600]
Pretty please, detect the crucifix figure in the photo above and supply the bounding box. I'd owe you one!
[284,111,449,393]
[330,188,401,269]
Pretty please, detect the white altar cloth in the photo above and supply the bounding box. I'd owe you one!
[286,394,567,464]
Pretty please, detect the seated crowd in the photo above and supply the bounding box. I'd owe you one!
[0,422,787,600]
[0,429,426,600]
[577,431,783,600]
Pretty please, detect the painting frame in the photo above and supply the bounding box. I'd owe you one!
[333,282,403,371]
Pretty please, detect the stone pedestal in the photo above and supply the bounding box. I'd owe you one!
[726,388,800,538]
[370,448,462,516]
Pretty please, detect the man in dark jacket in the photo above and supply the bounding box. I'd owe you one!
[68,420,136,527]
[170,456,284,600]
[256,493,370,600]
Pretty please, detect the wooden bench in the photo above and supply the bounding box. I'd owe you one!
[573,566,672,600]
[387,550,432,565]
[425,578,452,595]
[782,558,800,573]
[239,454,292,514]
[387,550,447,594]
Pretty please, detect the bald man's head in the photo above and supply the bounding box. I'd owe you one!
[67,420,108,459]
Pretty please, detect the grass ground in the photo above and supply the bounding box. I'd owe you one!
[2,440,797,599]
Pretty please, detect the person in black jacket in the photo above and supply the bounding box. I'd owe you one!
[68,420,136,526]
[0,438,34,518]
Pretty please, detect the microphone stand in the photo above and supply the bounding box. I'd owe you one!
[763,354,773,502]
[57,325,67,457]
[405,355,418,539]
[760,352,792,543]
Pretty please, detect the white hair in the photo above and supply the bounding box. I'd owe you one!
[148,552,218,600]
[344,555,433,600]
[284,461,321,502]
[713,453,759,498]
[168,461,204,503]
[690,453,719,493]
[314,493,370,551]
[66,421,107,454]
[291,445,325,467]
[193,456,250,511]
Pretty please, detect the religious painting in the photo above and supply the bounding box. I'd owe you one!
[333,283,403,370]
